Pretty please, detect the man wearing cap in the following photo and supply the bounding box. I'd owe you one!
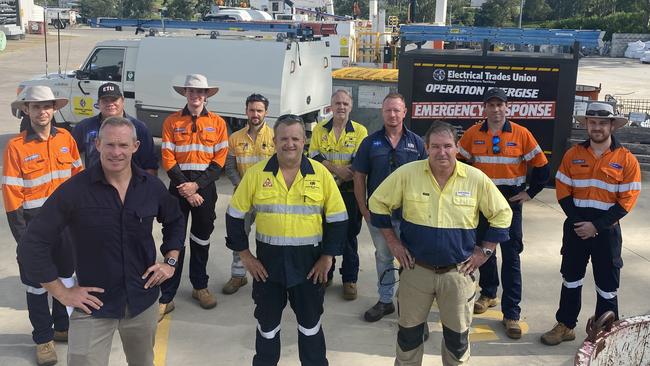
[159,74,229,316]
[222,93,275,295]
[225,114,347,366]
[457,87,550,339]
[72,82,158,176]
[309,89,367,300]
[541,102,641,346]
[3,86,83,365]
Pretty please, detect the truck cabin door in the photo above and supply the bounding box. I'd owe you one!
[71,47,126,122]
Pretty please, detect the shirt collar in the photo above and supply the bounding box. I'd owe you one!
[90,162,148,185]
[263,154,315,176]
[323,118,355,133]
[580,134,620,151]
[423,159,467,179]
[181,106,209,117]
[479,120,512,133]
[24,121,57,142]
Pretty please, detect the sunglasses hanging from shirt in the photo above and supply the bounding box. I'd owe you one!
[492,135,501,154]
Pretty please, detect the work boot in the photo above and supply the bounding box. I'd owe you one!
[192,288,217,309]
[222,277,248,295]
[36,341,57,366]
[540,322,575,346]
[158,301,175,322]
[342,282,357,301]
[473,295,497,314]
[502,318,522,339]
[364,301,395,322]
[53,330,68,342]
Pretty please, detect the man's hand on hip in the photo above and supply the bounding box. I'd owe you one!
[142,262,175,289]
[387,239,414,270]
[240,250,268,282]
[307,255,333,284]
[460,246,491,276]
[57,286,105,315]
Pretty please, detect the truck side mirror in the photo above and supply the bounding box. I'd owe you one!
[76,70,89,80]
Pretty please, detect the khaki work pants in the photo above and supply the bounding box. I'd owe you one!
[396,264,476,366]
[68,302,158,366]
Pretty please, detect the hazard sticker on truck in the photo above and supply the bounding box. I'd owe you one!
[73,97,95,116]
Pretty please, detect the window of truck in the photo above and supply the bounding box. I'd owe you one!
[82,48,125,82]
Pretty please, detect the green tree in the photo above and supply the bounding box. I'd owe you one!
[196,0,214,17]
[475,0,520,27]
[121,0,155,18]
[79,0,120,18]
[165,0,198,19]
[522,0,551,21]
[334,0,369,18]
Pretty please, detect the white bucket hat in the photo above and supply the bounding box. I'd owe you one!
[173,74,219,98]
[11,85,69,116]
[574,102,628,130]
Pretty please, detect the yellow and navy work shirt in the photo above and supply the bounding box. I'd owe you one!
[308,119,368,189]
[369,160,512,267]
[458,120,549,198]
[228,123,275,178]
[225,155,348,286]
[555,136,641,230]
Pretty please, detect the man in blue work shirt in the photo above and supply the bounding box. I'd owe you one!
[352,92,427,322]
[72,82,158,175]
[19,116,186,366]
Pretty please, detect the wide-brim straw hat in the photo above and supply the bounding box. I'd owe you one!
[574,102,628,130]
[11,85,69,116]
[173,74,219,98]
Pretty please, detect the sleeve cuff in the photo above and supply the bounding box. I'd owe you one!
[370,213,392,228]
[225,214,249,251]
[483,226,510,243]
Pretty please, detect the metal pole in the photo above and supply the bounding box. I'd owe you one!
[518,0,525,28]
[44,7,48,76]
[57,13,61,75]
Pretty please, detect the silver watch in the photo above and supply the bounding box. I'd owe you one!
[480,247,494,257]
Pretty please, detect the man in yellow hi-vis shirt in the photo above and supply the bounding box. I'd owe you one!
[369,121,512,366]
[225,114,348,366]
[309,90,367,300]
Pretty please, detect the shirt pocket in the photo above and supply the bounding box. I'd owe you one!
[502,143,523,159]
[452,195,477,218]
[470,143,488,156]
[254,188,279,204]
[22,158,47,178]
[403,192,430,224]
[303,189,324,205]
[200,128,217,145]
[56,153,75,170]
[600,166,624,185]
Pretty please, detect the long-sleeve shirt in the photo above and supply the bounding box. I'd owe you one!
[18,163,186,319]
[225,123,275,186]
[369,160,512,267]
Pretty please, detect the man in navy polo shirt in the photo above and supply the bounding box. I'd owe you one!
[72,82,158,175]
[353,92,427,322]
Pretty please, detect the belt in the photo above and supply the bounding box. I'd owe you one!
[415,260,457,274]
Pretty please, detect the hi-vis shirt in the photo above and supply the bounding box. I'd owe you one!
[555,137,641,231]
[308,119,368,188]
[225,155,348,286]
[2,126,83,241]
[369,160,512,267]
[228,123,275,177]
[458,120,549,197]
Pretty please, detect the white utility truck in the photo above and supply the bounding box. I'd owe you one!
[15,34,332,136]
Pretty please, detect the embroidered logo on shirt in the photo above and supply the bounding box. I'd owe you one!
[372,140,382,147]
[456,191,471,197]
[609,162,623,170]
[474,140,485,145]
[321,135,328,142]
[263,178,273,187]
[572,159,585,164]
[407,143,415,148]
[205,127,215,132]
[174,127,186,133]
[24,154,40,162]
[60,147,69,153]
[506,142,517,147]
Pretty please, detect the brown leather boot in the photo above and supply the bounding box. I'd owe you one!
[342,282,357,300]
[36,341,57,366]
[222,277,248,295]
[540,322,575,345]
[158,301,175,322]
[473,295,497,314]
[192,288,217,309]
[502,318,522,339]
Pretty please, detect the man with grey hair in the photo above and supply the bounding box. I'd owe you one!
[18,116,186,366]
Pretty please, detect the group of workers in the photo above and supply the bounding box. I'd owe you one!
[1,72,641,366]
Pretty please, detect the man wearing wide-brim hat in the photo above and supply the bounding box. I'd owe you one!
[158,74,229,319]
[541,102,642,346]
[2,85,83,365]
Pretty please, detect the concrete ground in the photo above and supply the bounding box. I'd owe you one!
[1,27,649,366]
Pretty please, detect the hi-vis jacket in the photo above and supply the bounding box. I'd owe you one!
[308,119,368,189]
[555,137,641,230]
[458,120,549,197]
[369,160,512,267]
[2,126,83,241]
[225,155,348,286]
[161,106,229,187]
[226,123,275,184]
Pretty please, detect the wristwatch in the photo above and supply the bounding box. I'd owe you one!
[480,247,494,257]
[164,257,178,268]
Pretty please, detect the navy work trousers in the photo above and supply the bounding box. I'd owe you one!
[327,191,362,283]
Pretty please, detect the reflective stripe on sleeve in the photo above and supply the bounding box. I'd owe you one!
[1,175,24,186]
[322,152,354,162]
[458,146,472,160]
[161,142,176,150]
[309,150,321,158]
[236,156,262,164]
[491,176,526,186]
[523,145,543,161]
[72,159,83,168]
[227,205,247,219]
[213,141,228,152]
[23,197,48,209]
[325,211,348,223]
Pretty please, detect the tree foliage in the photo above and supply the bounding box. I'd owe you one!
[79,0,120,19]
[522,0,551,22]
[121,0,156,18]
[164,0,198,19]
[475,0,520,27]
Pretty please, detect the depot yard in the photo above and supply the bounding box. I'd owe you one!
[0,27,649,366]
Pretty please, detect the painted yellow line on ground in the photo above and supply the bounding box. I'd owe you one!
[154,315,171,366]
[470,324,499,342]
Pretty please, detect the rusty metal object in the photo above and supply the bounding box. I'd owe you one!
[575,314,650,366]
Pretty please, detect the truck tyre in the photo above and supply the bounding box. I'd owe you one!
[53,20,64,29]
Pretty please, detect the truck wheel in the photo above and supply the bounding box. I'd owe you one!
[53,20,63,29]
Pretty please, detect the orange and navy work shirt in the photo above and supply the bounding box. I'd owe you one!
[161,106,228,186]
[458,120,549,197]
[555,137,641,230]
[2,125,83,240]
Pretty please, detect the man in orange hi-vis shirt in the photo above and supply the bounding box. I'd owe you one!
[159,74,228,319]
[458,88,550,339]
[540,102,641,346]
[3,86,83,366]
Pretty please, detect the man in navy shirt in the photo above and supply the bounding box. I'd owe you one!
[19,116,185,366]
[72,82,158,175]
[353,93,427,322]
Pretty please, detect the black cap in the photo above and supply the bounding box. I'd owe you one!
[98,83,123,99]
[483,88,508,103]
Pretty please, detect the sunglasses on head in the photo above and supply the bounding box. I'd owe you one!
[276,114,304,124]
[246,93,269,105]
[586,109,613,117]
[492,135,501,154]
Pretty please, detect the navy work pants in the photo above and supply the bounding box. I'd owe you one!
[252,280,327,366]
[555,220,622,329]
[477,202,523,320]
[327,191,362,283]
[160,182,217,304]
